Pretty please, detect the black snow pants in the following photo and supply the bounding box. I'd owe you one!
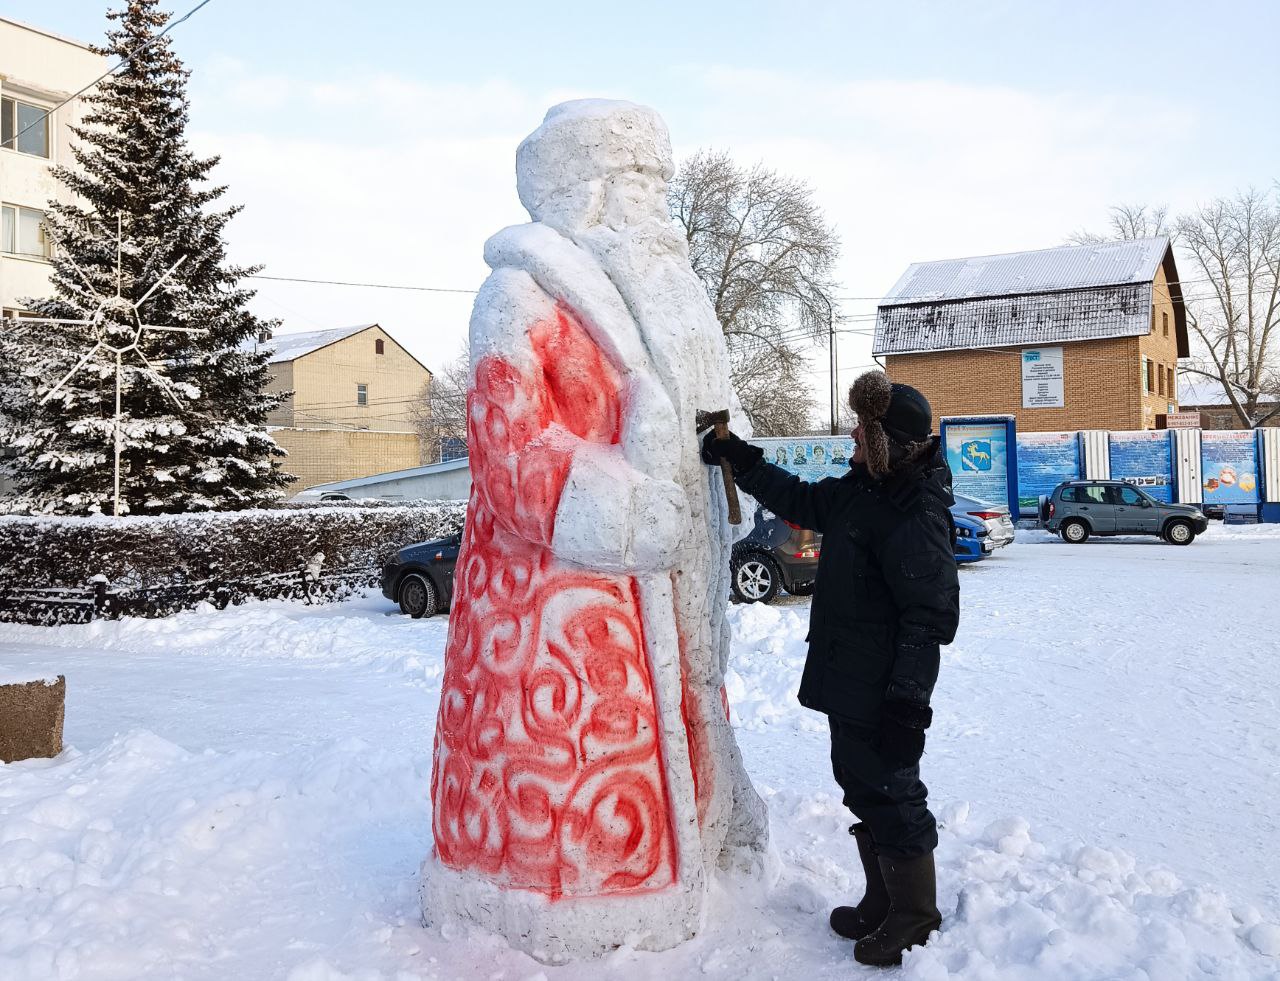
[829,715,938,860]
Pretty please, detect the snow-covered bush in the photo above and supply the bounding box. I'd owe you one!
[0,501,465,621]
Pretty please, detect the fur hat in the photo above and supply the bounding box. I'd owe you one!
[849,370,934,478]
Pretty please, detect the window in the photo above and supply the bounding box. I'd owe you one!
[1162,311,1169,337]
[1141,359,1149,392]
[1167,366,1175,398]
[1060,487,1077,503]
[356,383,368,406]
[1081,485,1108,505]
[1,97,50,157]
[375,338,385,355]
[1145,359,1155,393]
[1118,486,1145,506]
[1,204,51,258]
[1157,364,1165,395]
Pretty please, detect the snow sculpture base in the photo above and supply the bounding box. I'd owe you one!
[0,674,65,763]
[420,860,701,963]
[422,99,770,963]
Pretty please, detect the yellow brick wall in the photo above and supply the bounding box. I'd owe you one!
[290,327,429,432]
[884,334,1147,432]
[262,359,294,426]
[272,428,424,490]
[1138,265,1181,428]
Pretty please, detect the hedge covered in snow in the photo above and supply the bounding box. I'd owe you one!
[0,501,466,622]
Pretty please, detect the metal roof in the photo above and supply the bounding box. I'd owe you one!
[241,324,377,364]
[883,238,1171,303]
[873,238,1189,357]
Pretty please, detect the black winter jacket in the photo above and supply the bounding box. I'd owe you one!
[736,443,960,727]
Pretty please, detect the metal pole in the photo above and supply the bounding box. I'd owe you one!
[113,351,122,517]
[820,292,836,435]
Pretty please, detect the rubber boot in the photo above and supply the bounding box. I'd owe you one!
[829,823,889,940]
[853,851,942,966]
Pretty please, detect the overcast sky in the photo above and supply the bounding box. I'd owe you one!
[12,0,1280,416]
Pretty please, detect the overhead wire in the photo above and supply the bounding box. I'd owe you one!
[6,0,217,149]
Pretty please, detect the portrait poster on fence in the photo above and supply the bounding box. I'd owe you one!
[750,437,855,483]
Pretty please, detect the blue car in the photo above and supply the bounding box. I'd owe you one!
[952,512,992,563]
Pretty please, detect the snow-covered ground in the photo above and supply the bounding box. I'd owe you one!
[2,525,1279,979]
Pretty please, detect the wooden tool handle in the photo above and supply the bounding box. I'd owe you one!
[713,421,742,525]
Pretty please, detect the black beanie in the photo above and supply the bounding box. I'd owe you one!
[849,371,933,477]
[882,383,933,444]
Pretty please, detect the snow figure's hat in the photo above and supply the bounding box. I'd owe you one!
[516,99,673,230]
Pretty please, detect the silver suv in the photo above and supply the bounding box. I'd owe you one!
[1042,480,1209,545]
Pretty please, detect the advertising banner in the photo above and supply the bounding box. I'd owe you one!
[1109,430,1173,502]
[1201,431,1260,505]
[943,421,1010,505]
[1015,431,1079,515]
[750,436,854,483]
[1021,347,1065,408]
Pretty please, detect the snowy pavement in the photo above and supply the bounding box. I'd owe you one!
[2,525,1279,979]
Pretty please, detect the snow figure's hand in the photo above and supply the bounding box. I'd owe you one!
[550,444,689,573]
[628,474,691,571]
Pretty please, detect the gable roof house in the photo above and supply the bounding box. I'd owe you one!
[244,323,432,490]
[873,238,1188,432]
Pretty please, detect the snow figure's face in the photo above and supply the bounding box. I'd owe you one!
[516,99,674,237]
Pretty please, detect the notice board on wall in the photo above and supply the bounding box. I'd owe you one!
[1021,347,1065,409]
[941,417,1017,513]
[1015,431,1080,515]
[1201,431,1260,504]
[1109,430,1174,503]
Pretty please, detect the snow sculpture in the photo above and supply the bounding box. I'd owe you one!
[420,100,770,962]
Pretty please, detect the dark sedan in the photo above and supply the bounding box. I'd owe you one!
[381,531,462,617]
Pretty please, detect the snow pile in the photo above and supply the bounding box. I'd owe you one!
[723,601,824,732]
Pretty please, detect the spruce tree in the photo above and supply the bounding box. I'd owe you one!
[0,0,292,514]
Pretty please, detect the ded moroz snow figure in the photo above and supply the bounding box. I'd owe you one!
[421,99,772,961]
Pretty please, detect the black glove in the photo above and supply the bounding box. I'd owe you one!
[700,429,763,475]
[878,699,932,766]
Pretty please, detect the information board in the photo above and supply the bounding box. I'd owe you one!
[1201,431,1260,505]
[943,421,1011,505]
[1021,347,1065,408]
[1015,431,1079,515]
[1109,430,1173,502]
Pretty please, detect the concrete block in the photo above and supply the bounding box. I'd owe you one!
[0,674,65,762]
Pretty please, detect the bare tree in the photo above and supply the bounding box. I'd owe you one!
[1176,189,1280,426]
[1067,204,1172,246]
[1070,192,1280,427]
[413,342,470,462]
[670,149,841,435]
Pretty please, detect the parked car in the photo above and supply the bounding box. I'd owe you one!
[951,492,1016,548]
[953,512,993,563]
[381,531,462,617]
[1040,480,1208,545]
[730,508,821,604]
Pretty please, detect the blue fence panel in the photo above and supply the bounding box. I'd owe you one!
[1014,431,1081,516]
[1201,431,1260,504]
[1109,431,1174,502]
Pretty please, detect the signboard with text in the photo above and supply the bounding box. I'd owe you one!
[1110,430,1174,502]
[1022,347,1065,409]
[1015,431,1080,515]
[1201,431,1259,505]
[941,417,1017,512]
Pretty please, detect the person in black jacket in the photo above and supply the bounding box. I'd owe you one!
[702,370,959,967]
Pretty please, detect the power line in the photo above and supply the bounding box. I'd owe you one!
[249,275,479,296]
[7,0,217,150]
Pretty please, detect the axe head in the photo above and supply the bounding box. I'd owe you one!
[695,408,730,432]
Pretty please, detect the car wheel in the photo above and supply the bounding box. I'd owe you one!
[1061,519,1089,544]
[398,572,438,618]
[788,580,815,597]
[731,552,781,604]
[1164,520,1195,546]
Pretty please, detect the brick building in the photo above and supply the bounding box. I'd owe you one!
[873,239,1188,432]
[243,323,431,490]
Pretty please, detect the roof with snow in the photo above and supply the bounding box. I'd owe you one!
[873,238,1188,358]
[244,324,378,364]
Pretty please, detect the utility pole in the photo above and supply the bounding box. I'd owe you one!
[818,292,837,435]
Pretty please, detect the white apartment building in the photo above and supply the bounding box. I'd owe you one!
[0,17,106,316]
